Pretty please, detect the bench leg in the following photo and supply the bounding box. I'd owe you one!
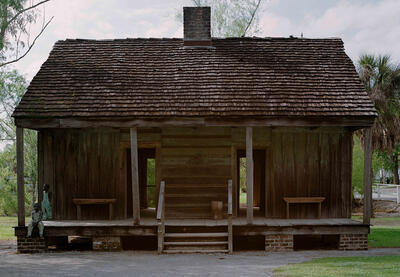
[318,203,321,219]
[109,203,113,220]
[286,203,289,219]
[77,205,81,220]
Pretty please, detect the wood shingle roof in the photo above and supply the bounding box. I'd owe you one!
[13,37,377,120]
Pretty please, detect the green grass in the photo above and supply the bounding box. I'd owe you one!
[239,192,246,205]
[274,256,400,277]
[274,216,400,276]
[352,215,400,223]
[351,216,400,247]
[369,227,400,247]
[0,216,29,240]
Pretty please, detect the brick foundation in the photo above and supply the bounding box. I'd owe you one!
[17,237,47,253]
[265,234,293,251]
[93,237,121,251]
[339,234,368,250]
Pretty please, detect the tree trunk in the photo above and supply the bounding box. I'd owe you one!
[393,154,399,184]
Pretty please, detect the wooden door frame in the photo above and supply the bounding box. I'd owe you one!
[120,141,161,219]
[234,147,269,217]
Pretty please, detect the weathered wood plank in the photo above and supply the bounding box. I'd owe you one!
[162,127,231,136]
[16,127,25,227]
[363,128,372,225]
[37,131,44,205]
[246,127,253,224]
[155,144,162,212]
[231,145,238,216]
[130,128,140,225]
[319,132,330,218]
[161,146,230,155]
[162,166,231,178]
[15,116,375,129]
[161,157,230,166]
[265,147,271,218]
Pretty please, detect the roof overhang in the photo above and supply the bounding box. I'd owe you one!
[14,115,376,130]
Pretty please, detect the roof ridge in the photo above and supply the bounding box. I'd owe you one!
[59,37,343,43]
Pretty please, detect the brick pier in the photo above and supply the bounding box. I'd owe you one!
[265,234,294,251]
[339,234,368,250]
[17,237,47,253]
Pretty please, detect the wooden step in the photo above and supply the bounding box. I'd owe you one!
[164,232,228,238]
[165,236,227,242]
[165,225,227,233]
[164,241,228,246]
[165,245,228,251]
[163,249,229,254]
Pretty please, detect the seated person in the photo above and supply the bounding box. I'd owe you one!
[27,203,44,238]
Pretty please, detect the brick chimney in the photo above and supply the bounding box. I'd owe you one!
[183,7,211,47]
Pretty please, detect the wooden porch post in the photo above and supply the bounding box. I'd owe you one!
[16,127,25,227]
[246,127,253,224]
[363,128,372,225]
[130,128,140,225]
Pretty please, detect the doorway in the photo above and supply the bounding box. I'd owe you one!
[237,149,266,217]
[126,148,156,218]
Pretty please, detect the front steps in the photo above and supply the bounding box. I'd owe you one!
[162,226,229,254]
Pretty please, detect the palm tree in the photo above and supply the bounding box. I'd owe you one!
[357,54,400,183]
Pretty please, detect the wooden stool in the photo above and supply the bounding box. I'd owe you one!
[211,201,223,220]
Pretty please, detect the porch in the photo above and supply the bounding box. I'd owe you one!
[13,125,374,253]
[14,217,368,253]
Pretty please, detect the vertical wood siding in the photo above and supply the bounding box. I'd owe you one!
[266,128,353,219]
[39,126,352,220]
[39,129,121,220]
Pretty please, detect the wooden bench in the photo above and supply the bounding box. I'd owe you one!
[72,198,116,220]
[283,197,325,219]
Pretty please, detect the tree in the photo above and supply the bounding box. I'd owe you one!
[352,135,383,195]
[357,54,400,184]
[0,0,53,67]
[0,68,26,141]
[0,69,36,215]
[178,0,263,37]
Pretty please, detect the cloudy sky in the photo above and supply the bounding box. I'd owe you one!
[12,0,400,81]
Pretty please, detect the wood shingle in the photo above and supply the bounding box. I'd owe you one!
[13,37,377,120]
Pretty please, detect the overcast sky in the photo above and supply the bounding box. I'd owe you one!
[11,0,400,81]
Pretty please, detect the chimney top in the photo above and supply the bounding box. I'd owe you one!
[183,7,211,47]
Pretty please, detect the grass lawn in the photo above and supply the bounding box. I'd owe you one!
[351,216,400,248]
[0,216,29,240]
[274,256,400,277]
[274,216,400,276]
[369,226,400,248]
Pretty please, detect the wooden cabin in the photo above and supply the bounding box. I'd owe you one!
[13,7,376,253]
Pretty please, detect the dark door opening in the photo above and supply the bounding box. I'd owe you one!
[237,149,266,217]
[126,148,156,218]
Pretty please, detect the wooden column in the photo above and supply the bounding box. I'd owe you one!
[37,131,44,205]
[130,128,140,225]
[246,127,253,224]
[363,128,372,225]
[231,145,238,217]
[16,127,25,227]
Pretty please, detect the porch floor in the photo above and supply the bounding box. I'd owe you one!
[15,217,369,239]
[40,217,364,227]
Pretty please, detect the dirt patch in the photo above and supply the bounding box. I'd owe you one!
[353,200,400,216]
